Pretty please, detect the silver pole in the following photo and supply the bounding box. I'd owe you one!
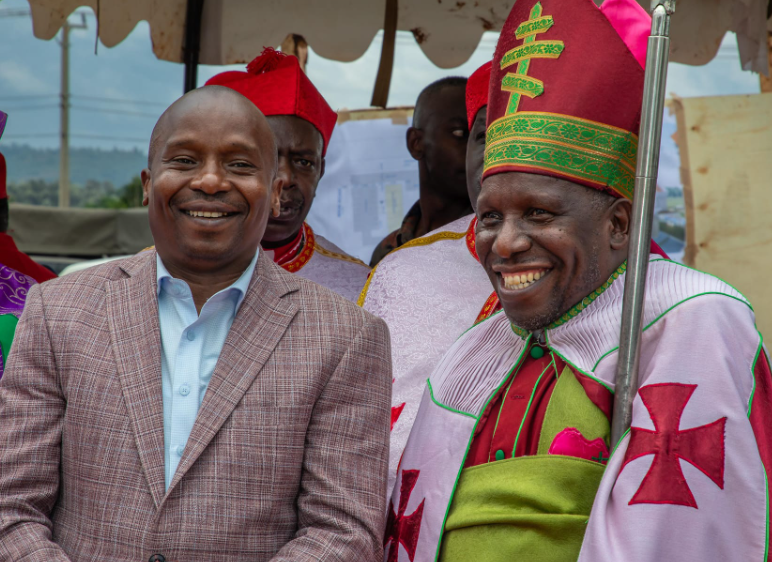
[610,0,676,446]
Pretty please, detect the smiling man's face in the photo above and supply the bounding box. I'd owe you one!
[475,171,630,331]
[142,86,282,276]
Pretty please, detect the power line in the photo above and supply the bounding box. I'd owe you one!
[70,105,160,118]
[71,133,148,142]
[1,133,58,138]
[3,133,147,142]
[1,104,60,112]
[72,95,168,107]
[0,94,58,101]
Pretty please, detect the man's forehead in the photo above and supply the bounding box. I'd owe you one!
[422,86,467,123]
[161,133,261,152]
[267,115,323,151]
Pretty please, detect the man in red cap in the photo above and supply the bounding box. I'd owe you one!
[359,61,496,498]
[369,77,472,267]
[0,151,56,284]
[206,49,370,302]
[386,1,772,560]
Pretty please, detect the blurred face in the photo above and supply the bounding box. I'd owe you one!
[410,85,469,200]
[141,90,281,275]
[262,115,325,245]
[466,107,487,212]
[476,172,630,331]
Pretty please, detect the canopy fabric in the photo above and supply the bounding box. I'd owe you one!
[27,0,772,73]
[8,204,153,257]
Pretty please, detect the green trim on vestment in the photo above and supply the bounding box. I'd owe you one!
[0,314,20,368]
[433,337,532,562]
[510,261,627,339]
[440,455,605,562]
[536,365,610,455]
[649,258,754,311]
[592,292,756,374]
[510,356,553,457]
[428,379,477,419]
[460,309,506,341]
[748,330,769,561]
[545,334,614,394]
[611,427,630,459]
[545,262,627,330]
[748,331,764,418]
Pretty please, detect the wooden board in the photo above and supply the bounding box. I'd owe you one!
[673,93,772,338]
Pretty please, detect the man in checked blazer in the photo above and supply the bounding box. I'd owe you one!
[0,86,392,562]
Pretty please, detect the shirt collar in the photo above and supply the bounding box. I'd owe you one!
[156,249,259,311]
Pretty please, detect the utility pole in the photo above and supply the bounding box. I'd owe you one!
[59,22,71,207]
[58,13,87,208]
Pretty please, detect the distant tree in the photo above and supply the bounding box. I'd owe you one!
[74,180,117,207]
[7,179,58,206]
[7,176,144,209]
[87,176,143,209]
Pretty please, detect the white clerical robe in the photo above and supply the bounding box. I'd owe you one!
[359,214,496,497]
[387,256,772,562]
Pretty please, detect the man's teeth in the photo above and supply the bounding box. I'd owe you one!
[502,270,547,290]
[185,210,229,218]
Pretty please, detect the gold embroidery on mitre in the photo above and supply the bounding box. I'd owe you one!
[500,2,564,115]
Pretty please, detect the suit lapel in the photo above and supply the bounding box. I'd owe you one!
[165,253,299,496]
[105,251,167,508]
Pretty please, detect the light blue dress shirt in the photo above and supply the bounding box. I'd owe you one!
[156,252,258,489]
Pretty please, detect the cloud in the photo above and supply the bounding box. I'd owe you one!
[0,60,53,95]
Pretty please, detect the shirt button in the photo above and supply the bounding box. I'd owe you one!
[530,345,545,359]
[495,449,506,461]
[179,383,190,396]
[175,445,184,457]
[186,330,196,341]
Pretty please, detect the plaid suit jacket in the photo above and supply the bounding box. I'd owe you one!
[0,250,392,562]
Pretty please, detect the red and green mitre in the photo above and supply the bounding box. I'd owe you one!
[483,0,650,200]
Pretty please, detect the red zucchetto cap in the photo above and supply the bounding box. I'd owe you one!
[483,0,650,200]
[466,61,492,130]
[205,48,337,156]
[0,152,6,200]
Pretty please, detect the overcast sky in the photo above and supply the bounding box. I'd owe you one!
[0,0,762,156]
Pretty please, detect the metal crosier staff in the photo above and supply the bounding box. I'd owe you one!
[610,0,677,446]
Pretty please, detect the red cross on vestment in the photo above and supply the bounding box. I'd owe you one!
[384,469,425,562]
[620,383,727,508]
[391,402,406,431]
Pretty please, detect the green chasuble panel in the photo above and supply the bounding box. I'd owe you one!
[441,455,605,562]
[441,364,611,561]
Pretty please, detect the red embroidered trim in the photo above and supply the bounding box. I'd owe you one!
[474,291,501,324]
[280,222,315,273]
[620,383,726,508]
[465,216,479,262]
[270,228,304,266]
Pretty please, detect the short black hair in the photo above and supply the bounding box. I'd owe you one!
[0,199,8,233]
[413,76,468,128]
[590,187,617,212]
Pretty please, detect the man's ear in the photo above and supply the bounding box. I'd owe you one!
[319,157,326,181]
[406,127,424,161]
[270,176,283,217]
[608,197,632,250]
[140,168,151,207]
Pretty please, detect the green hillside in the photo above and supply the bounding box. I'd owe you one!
[0,144,147,188]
